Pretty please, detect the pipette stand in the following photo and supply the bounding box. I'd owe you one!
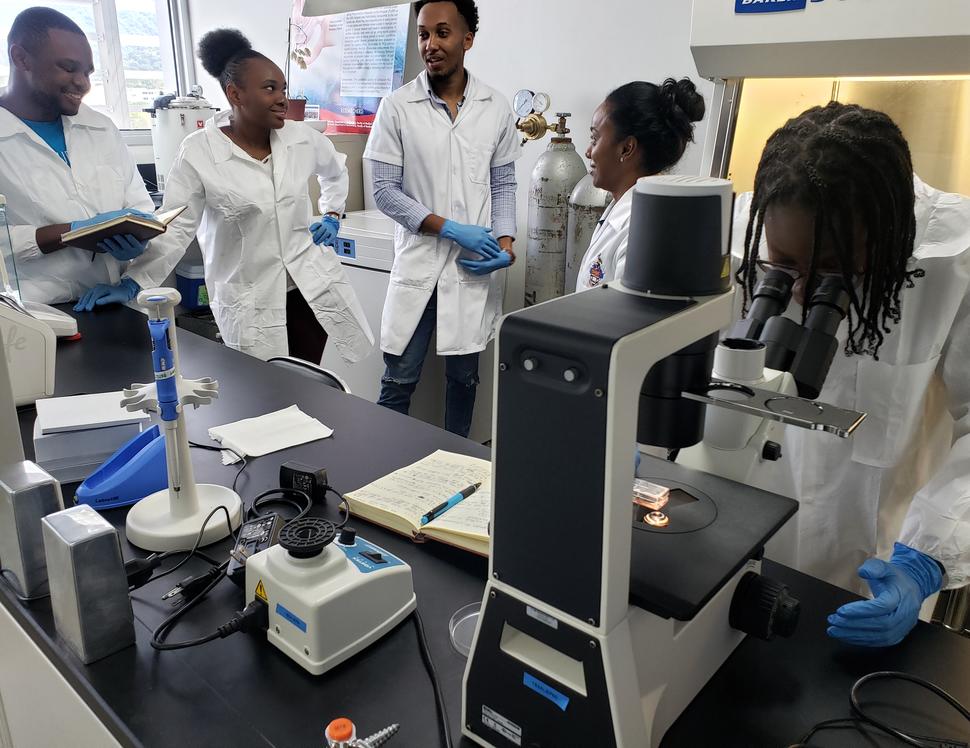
[123,288,242,552]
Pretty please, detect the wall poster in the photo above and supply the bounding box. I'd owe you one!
[289,1,411,133]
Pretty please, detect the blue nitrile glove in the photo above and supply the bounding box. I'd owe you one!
[458,251,512,276]
[310,215,340,247]
[96,234,148,261]
[441,220,501,256]
[70,209,154,232]
[826,543,943,647]
[74,277,141,312]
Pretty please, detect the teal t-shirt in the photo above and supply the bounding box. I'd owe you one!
[22,116,70,165]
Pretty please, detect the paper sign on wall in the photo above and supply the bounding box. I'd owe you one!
[289,1,410,133]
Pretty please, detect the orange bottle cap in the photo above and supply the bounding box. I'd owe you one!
[326,718,355,741]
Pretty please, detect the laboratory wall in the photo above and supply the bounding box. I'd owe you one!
[461,1,714,307]
[184,0,714,309]
[186,0,293,111]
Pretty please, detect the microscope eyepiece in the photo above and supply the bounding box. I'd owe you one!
[790,275,851,399]
[728,269,795,341]
[803,276,851,335]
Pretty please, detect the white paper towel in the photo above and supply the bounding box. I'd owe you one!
[207,405,333,459]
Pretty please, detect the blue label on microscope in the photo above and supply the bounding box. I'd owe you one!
[523,673,570,711]
[275,603,307,633]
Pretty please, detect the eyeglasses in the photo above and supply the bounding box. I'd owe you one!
[755,259,844,283]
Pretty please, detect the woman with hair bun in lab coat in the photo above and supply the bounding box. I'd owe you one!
[76,28,374,365]
[576,78,706,291]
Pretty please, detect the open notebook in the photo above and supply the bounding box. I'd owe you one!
[343,450,492,556]
[60,206,186,252]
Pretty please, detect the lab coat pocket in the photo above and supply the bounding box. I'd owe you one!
[210,280,254,349]
[852,355,941,468]
[291,194,313,231]
[465,147,491,186]
[389,230,435,288]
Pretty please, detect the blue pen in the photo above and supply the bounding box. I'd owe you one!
[420,482,482,526]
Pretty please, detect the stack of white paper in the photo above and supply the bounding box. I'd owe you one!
[33,392,150,483]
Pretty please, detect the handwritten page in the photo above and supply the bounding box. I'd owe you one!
[345,450,492,529]
[425,478,491,539]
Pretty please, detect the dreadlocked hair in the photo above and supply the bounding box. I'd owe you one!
[736,102,922,358]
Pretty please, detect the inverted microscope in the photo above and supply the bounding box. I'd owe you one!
[461,176,865,747]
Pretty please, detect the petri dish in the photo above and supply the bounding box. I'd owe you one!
[449,602,481,657]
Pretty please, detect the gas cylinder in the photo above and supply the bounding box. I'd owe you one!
[524,115,587,306]
[565,174,612,293]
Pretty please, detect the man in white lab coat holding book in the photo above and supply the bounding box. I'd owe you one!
[0,7,155,305]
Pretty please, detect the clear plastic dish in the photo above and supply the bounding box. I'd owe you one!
[449,601,481,657]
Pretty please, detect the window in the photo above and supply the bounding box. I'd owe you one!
[0,0,178,130]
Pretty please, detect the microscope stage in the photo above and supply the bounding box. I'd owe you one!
[629,455,797,620]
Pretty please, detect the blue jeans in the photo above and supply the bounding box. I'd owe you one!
[377,290,480,438]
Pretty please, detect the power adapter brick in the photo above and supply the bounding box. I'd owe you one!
[279,461,328,504]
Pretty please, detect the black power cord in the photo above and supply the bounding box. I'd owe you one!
[850,672,970,748]
[126,548,223,590]
[188,440,250,495]
[246,487,312,524]
[128,504,235,595]
[792,671,970,748]
[0,568,50,603]
[150,565,229,650]
[413,609,454,748]
[144,505,235,650]
[327,486,351,529]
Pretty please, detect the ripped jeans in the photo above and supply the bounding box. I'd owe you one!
[377,289,480,438]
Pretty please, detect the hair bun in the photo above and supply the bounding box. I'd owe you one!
[660,77,706,124]
[198,28,252,79]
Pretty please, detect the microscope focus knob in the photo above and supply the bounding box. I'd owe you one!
[762,441,783,461]
[729,571,800,641]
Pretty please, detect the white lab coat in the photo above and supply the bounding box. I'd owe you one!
[576,188,633,291]
[0,102,154,303]
[127,113,373,362]
[733,178,970,594]
[363,70,521,356]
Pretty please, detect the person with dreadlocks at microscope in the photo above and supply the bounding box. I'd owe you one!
[732,102,970,647]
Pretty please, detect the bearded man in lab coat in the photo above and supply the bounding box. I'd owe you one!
[0,7,155,304]
[364,0,521,438]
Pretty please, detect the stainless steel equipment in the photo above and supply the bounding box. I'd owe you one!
[42,505,135,664]
[146,87,219,192]
[514,94,588,307]
[0,462,64,598]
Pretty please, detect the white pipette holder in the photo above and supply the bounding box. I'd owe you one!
[123,288,242,552]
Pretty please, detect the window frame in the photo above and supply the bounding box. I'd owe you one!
[1,0,182,132]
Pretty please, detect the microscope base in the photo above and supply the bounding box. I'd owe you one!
[125,483,242,552]
[462,560,756,748]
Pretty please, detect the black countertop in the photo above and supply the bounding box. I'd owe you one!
[6,305,970,748]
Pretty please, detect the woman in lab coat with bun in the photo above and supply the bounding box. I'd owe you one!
[77,28,373,365]
[575,78,706,291]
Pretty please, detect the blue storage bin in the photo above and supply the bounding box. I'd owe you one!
[175,261,209,310]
